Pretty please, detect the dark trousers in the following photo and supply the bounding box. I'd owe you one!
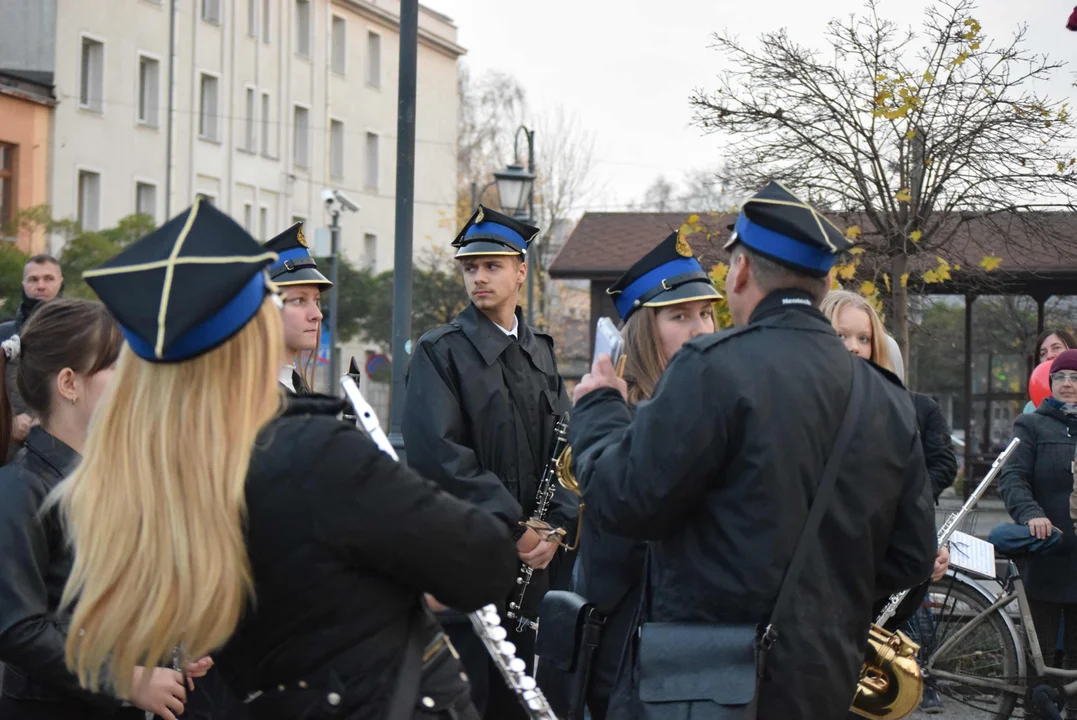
[0,696,144,720]
[445,619,538,720]
[1029,599,1077,716]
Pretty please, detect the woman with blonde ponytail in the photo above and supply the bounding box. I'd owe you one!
[54,200,517,720]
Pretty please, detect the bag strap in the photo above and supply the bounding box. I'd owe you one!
[762,356,863,649]
[385,604,427,720]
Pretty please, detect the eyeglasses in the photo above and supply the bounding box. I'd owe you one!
[1050,372,1077,385]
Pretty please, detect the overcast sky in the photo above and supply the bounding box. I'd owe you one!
[426,0,1074,215]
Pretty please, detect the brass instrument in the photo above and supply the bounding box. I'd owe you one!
[850,437,1021,719]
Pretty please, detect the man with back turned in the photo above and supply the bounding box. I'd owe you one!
[570,182,937,719]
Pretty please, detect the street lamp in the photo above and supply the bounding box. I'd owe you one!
[493,126,537,324]
[493,163,534,218]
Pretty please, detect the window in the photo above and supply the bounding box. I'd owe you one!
[199,73,219,141]
[293,105,309,168]
[79,36,104,111]
[247,0,257,36]
[295,0,311,57]
[196,192,216,205]
[366,32,381,87]
[262,0,271,43]
[364,132,379,190]
[137,55,160,126]
[330,120,344,178]
[261,91,272,155]
[363,233,377,271]
[244,88,256,150]
[135,181,156,219]
[243,202,253,231]
[201,0,220,23]
[259,206,268,240]
[77,170,101,231]
[331,16,346,74]
[0,144,14,233]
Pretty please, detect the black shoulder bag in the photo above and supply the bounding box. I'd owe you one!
[635,358,864,719]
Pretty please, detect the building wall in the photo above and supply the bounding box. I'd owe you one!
[0,92,52,253]
[8,0,462,398]
[0,0,57,73]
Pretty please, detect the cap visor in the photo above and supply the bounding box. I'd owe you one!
[273,267,333,287]
[454,240,524,258]
[643,280,723,307]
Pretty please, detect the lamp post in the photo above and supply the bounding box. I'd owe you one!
[492,126,537,324]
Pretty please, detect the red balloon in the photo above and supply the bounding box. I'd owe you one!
[1030,361,1053,407]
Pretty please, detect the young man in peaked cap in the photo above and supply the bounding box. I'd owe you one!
[402,206,576,719]
[264,222,332,394]
[569,181,936,719]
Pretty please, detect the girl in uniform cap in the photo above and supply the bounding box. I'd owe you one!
[48,199,517,720]
[571,230,719,719]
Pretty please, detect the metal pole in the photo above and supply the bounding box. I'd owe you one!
[963,295,975,499]
[164,0,176,217]
[328,211,340,392]
[387,0,418,459]
[525,130,536,326]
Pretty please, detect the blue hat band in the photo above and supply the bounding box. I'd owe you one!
[122,271,269,362]
[461,221,526,253]
[269,246,315,275]
[734,215,836,274]
[613,257,704,320]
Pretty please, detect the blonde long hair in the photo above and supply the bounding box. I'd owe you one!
[819,290,895,372]
[621,308,669,406]
[54,298,284,696]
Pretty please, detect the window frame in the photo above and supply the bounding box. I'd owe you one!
[293,103,311,170]
[0,142,16,237]
[364,131,379,190]
[201,0,221,25]
[260,90,276,158]
[133,178,159,222]
[78,32,106,114]
[331,15,347,76]
[243,84,257,152]
[295,0,312,59]
[75,166,104,232]
[198,71,222,143]
[136,50,162,128]
[329,118,345,179]
[366,31,381,88]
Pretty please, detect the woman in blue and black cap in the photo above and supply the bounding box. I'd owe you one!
[49,199,517,720]
[569,229,720,719]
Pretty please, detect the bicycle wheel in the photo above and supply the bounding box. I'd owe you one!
[912,575,1021,719]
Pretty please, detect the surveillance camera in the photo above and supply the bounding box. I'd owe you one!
[322,188,359,213]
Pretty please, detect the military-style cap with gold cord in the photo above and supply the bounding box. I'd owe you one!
[83,198,278,363]
[451,205,539,259]
[606,231,721,322]
[724,181,851,277]
[264,221,332,288]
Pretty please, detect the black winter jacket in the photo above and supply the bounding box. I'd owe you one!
[215,394,518,719]
[911,392,958,501]
[568,290,937,720]
[999,402,1077,603]
[0,427,130,715]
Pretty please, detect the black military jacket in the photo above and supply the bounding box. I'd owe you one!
[568,289,937,720]
[402,304,576,612]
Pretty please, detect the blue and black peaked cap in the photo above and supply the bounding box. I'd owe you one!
[452,205,539,259]
[265,222,332,288]
[606,230,721,322]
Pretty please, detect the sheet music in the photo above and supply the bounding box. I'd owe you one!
[949,530,996,578]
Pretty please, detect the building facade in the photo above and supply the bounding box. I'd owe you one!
[0,0,463,399]
[0,69,55,254]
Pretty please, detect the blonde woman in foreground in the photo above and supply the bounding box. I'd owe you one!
[52,200,517,720]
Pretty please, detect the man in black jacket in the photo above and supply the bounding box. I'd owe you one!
[403,206,575,719]
[570,182,937,719]
[0,255,63,450]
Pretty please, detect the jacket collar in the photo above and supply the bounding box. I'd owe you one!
[749,288,829,327]
[23,426,80,479]
[283,392,348,417]
[455,303,548,369]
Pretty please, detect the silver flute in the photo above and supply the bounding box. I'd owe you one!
[875,436,1020,626]
[340,376,559,720]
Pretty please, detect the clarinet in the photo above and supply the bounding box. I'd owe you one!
[338,375,559,720]
[875,436,1020,626]
[506,414,570,633]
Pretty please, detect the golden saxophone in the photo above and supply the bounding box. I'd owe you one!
[850,437,1020,719]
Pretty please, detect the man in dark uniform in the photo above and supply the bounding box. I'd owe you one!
[264,222,332,395]
[403,206,576,719]
[570,182,937,719]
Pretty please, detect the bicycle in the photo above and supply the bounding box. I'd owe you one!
[909,554,1077,719]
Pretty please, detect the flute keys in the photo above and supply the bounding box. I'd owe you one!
[499,641,516,656]
[509,657,526,673]
[519,676,536,691]
[489,626,507,642]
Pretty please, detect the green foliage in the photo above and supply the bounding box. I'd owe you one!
[0,243,29,316]
[60,214,156,299]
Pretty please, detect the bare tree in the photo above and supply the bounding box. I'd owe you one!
[691,0,1077,361]
[640,176,676,211]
